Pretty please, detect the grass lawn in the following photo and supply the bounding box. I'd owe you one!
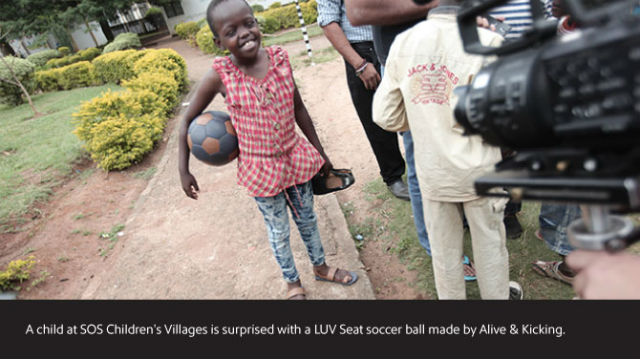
[263,23,324,47]
[0,84,122,231]
[345,178,640,300]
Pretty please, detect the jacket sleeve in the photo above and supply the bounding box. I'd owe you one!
[372,44,409,133]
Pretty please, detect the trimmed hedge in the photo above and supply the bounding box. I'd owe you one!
[27,50,62,68]
[35,61,97,91]
[196,26,226,56]
[71,48,188,171]
[102,32,141,54]
[58,47,71,56]
[59,61,96,90]
[256,0,317,34]
[73,89,167,170]
[0,56,36,106]
[45,47,101,69]
[92,49,149,84]
[133,49,188,92]
[175,21,200,46]
[122,71,179,114]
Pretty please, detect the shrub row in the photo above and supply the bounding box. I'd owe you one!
[195,26,227,56]
[71,48,187,171]
[35,61,97,91]
[0,56,36,106]
[45,47,101,69]
[257,0,317,34]
[175,21,200,46]
[26,49,62,68]
[102,32,141,54]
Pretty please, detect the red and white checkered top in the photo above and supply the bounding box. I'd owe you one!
[212,46,324,197]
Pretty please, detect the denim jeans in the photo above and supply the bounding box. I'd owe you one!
[402,131,431,256]
[538,204,580,256]
[254,181,325,283]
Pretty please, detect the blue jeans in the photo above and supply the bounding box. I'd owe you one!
[254,181,325,283]
[402,131,431,256]
[382,65,430,256]
[538,204,580,256]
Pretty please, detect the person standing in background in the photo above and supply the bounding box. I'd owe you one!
[317,0,410,201]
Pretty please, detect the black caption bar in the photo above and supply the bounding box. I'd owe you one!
[1,300,637,357]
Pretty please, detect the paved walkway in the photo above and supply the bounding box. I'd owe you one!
[81,36,375,299]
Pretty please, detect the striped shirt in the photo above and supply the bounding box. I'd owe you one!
[317,0,373,43]
[212,46,325,197]
[489,0,554,39]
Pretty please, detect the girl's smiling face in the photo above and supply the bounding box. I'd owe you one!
[212,0,261,61]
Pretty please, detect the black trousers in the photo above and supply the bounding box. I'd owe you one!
[344,42,405,185]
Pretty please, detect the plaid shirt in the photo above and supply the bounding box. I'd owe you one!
[212,46,324,197]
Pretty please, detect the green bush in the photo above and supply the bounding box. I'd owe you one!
[102,32,141,54]
[70,48,188,171]
[301,0,318,25]
[123,71,179,114]
[196,26,225,56]
[251,4,264,12]
[35,67,62,92]
[0,256,35,291]
[92,49,149,84]
[73,89,166,170]
[175,21,200,40]
[36,61,100,92]
[259,1,318,33]
[0,56,36,106]
[133,49,188,92]
[257,15,280,34]
[59,61,96,90]
[196,18,208,29]
[45,47,102,69]
[58,46,71,56]
[269,2,282,9]
[27,49,62,68]
[76,47,102,62]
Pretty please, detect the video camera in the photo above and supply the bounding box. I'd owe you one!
[449,0,640,251]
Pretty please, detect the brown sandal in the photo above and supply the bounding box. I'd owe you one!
[314,267,358,286]
[286,287,306,300]
[531,260,573,285]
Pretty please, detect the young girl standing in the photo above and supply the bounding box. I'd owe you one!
[178,0,358,299]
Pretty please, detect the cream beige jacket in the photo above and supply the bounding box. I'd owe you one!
[373,8,504,202]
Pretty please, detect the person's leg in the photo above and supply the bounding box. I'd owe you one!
[403,130,430,256]
[422,198,466,299]
[464,197,510,299]
[504,200,523,239]
[255,192,303,298]
[344,43,406,190]
[287,182,357,285]
[533,204,581,284]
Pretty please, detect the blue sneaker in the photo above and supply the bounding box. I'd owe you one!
[463,255,476,282]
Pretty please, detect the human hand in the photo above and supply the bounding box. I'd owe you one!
[566,250,640,299]
[476,15,505,31]
[321,157,334,176]
[180,171,200,199]
[358,63,381,90]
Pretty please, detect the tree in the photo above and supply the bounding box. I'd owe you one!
[0,28,42,118]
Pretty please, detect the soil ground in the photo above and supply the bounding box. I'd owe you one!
[0,34,424,300]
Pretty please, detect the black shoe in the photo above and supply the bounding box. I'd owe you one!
[387,180,410,201]
[509,281,523,300]
[504,215,523,239]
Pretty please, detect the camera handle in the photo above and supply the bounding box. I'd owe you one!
[568,205,640,252]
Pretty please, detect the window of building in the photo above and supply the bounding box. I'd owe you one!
[163,1,185,18]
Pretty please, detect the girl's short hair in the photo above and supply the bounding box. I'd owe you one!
[207,0,253,36]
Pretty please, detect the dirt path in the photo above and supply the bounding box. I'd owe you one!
[2,35,423,300]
